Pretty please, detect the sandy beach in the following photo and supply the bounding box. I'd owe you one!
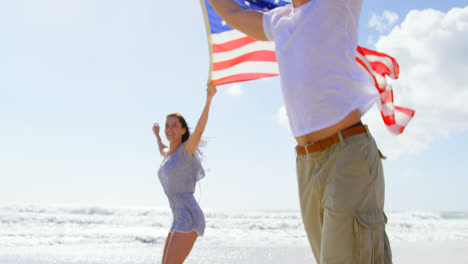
[1,240,468,264]
[193,240,468,263]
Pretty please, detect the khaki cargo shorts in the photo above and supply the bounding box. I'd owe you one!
[296,129,392,264]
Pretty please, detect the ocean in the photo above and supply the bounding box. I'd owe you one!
[1,205,467,264]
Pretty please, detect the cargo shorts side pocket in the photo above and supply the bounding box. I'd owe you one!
[353,209,392,264]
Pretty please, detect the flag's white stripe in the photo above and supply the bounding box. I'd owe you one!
[365,54,394,69]
[356,52,374,72]
[395,110,413,126]
[378,102,395,117]
[357,54,379,78]
[384,84,394,91]
[375,74,387,88]
[212,61,279,80]
[212,30,248,44]
[213,41,276,63]
[356,52,368,64]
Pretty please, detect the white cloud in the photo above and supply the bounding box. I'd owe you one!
[277,106,289,126]
[369,11,399,32]
[364,6,468,159]
[225,83,243,96]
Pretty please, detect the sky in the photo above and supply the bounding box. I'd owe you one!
[1,0,467,212]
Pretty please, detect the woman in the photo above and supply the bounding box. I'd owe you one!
[152,83,217,264]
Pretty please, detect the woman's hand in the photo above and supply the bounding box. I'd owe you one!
[207,82,217,102]
[152,122,160,136]
[153,122,168,157]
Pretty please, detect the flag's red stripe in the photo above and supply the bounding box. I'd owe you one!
[381,113,396,125]
[212,51,277,71]
[212,73,278,86]
[395,106,416,116]
[212,36,258,53]
[358,46,395,61]
[369,61,392,78]
[359,46,400,78]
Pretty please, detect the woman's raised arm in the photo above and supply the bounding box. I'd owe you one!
[184,82,217,156]
[152,123,168,157]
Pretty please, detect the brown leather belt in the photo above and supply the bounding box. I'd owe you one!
[295,123,367,156]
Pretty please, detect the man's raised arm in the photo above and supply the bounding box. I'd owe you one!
[208,0,268,41]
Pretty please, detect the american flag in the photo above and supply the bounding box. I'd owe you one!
[200,0,414,135]
[356,47,415,134]
[200,0,287,85]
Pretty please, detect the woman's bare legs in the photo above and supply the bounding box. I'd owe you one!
[162,231,198,264]
[162,232,172,264]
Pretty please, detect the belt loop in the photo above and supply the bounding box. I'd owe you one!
[364,124,371,139]
[337,130,345,147]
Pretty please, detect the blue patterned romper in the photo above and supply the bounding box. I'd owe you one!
[158,145,205,236]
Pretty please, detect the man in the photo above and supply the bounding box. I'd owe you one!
[208,0,392,263]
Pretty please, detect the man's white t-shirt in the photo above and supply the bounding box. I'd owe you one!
[263,0,378,137]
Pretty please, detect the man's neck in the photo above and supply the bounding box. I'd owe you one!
[292,0,311,8]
